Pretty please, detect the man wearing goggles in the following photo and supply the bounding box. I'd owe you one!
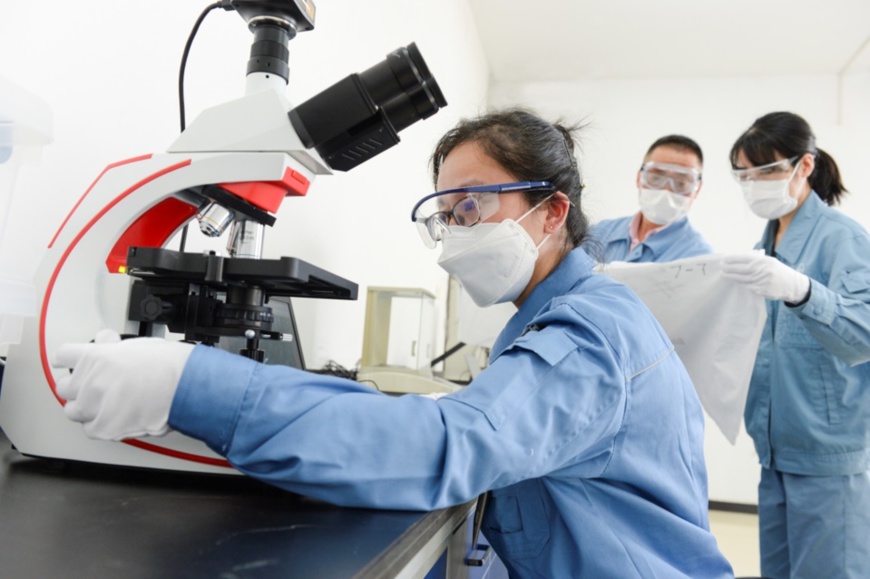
[588,135,712,263]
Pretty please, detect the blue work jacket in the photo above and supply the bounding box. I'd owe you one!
[169,248,732,578]
[589,214,713,263]
[747,191,870,476]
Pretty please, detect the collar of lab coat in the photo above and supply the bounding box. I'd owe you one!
[762,190,823,264]
[489,247,596,360]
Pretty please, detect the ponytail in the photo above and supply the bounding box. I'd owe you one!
[810,148,848,206]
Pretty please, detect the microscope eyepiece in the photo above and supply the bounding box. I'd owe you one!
[288,42,447,172]
[357,43,447,131]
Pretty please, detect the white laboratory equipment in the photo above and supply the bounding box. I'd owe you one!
[357,286,461,395]
[0,1,446,472]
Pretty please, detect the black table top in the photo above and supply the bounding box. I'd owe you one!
[0,431,459,578]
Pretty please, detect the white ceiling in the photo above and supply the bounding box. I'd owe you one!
[468,0,870,82]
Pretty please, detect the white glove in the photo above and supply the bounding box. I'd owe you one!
[51,329,195,441]
[721,253,811,303]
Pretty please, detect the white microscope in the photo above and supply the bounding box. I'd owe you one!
[0,0,447,473]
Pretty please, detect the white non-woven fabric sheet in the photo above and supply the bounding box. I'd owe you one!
[602,255,766,444]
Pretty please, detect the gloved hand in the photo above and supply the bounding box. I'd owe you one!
[52,329,195,441]
[721,253,811,303]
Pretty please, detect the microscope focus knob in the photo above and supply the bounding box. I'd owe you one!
[139,295,174,322]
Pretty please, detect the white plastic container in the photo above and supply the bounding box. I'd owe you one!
[0,77,52,345]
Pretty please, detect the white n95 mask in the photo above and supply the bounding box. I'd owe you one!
[638,188,692,226]
[740,165,801,220]
[438,221,542,307]
[437,200,550,307]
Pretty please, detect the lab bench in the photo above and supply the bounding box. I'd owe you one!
[0,432,507,578]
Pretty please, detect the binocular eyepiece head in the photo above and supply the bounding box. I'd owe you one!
[289,42,447,172]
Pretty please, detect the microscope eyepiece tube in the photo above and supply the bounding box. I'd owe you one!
[357,42,446,126]
[287,42,447,172]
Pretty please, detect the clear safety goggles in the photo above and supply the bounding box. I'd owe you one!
[411,180,555,248]
[730,156,799,183]
[639,162,701,196]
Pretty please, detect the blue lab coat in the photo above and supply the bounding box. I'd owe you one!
[169,248,733,578]
[748,191,870,476]
[747,191,870,577]
[589,215,713,263]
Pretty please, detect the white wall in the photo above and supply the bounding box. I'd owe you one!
[489,72,870,504]
[490,73,870,250]
[0,0,489,365]
[5,0,868,506]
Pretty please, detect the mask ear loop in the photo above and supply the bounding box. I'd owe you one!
[788,160,802,182]
[515,193,556,223]
[516,193,556,250]
[786,160,808,202]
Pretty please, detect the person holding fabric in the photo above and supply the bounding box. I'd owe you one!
[590,134,712,263]
[53,109,732,578]
[721,111,870,579]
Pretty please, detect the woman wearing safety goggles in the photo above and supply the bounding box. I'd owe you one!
[53,108,733,578]
[410,180,557,306]
[588,135,713,264]
[721,111,870,579]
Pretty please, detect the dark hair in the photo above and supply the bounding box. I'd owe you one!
[646,134,704,166]
[431,107,588,252]
[730,111,847,206]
